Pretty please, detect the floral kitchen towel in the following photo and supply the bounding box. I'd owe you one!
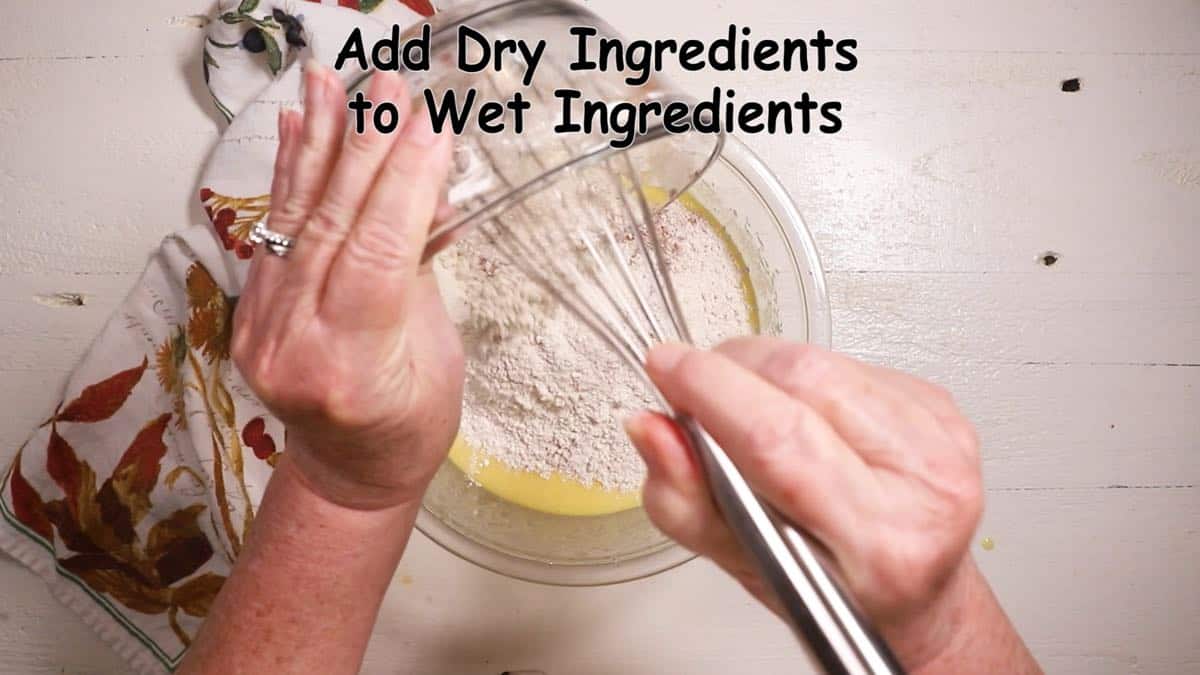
[0,1,435,673]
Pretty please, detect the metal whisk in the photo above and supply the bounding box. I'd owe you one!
[439,121,906,674]
[381,14,906,662]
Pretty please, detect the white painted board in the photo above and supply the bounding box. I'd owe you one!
[0,1,1196,673]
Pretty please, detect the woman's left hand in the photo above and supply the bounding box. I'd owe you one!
[231,64,462,511]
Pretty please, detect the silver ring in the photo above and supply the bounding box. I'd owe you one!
[249,220,295,257]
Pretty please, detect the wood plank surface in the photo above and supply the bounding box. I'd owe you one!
[0,0,1196,673]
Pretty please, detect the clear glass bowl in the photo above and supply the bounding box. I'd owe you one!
[416,135,831,585]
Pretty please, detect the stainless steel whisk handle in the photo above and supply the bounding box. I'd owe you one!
[677,416,906,675]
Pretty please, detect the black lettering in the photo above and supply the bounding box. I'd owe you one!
[767,99,793,134]
[754,40,780,70]
[347,90,372,132]
[709,24,736,70]
[812,29,834,71]
[424,88,475,134]
[457,25,489,73]
[782,38,808,71]
[508,91,530,134]
[516,39,545,86]
[555,88,583,132]
[693,87,722,133]
[679,40,705,69]
[738,101,764,133]
[625,40,651,86]
[835,39,857,71]
[663,101,692,132]
[597,36,624,72]
[373,24,400,70]
[610,102,636,149]
[739,26,752,69]
[796,92,818,133]
[334,27,368,71]
[569,26,598,71]
[374,101,400,133]
[820,101,842,133]
[724,88,737,132]
[402,23,431,71]
[477,100,506,133]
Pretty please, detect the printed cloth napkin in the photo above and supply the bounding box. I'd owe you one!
[0,1,439,672]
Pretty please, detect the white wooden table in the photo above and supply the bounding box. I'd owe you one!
[1,1,1197,673]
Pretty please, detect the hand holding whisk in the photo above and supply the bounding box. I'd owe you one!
[463,146,905,674]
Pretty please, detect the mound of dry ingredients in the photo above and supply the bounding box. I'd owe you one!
[435,201,752,492]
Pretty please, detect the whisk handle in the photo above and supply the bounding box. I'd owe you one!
[676,416,906,675]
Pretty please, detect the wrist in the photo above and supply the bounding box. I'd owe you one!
[275,446,426,517]
[881,555,989,672]
[283,432,433,511]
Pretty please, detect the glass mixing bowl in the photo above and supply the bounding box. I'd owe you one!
[416,135,831,585]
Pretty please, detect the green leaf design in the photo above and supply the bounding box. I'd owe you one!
[237,0,260,13]
[219,12,244,25]
[262,29,282,76]
[360,0,386,12]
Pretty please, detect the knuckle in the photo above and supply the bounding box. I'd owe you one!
[772,343,833,392]
[674,349,711,387]
[313,367,382,429]
[948,417,981,457]
[894,557,941,602]
[299,134,330,161]
[345,127,378,154]
[272,199,310,228]
[863,537,945,607]
[320,389,366,429]
[307,206,348,238]
[343,223,413,270]
[243,363,280,405]
[380,147,418,182]
[640,486,686,539]
[743,402,809,468]
[230,333,252,375]
[947,465,984,525]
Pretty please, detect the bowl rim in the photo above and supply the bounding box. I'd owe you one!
[415,135,832,586]
[374,0,728,259]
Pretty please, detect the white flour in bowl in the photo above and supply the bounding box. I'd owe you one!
[435,201,753,492]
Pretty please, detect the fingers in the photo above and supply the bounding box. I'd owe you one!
[713,338,975,467]
[267,63,344,241]
[625,412,731,555]
[625,411,788,614]
[276,63,348,288]
[296,71,411,279]
[320,107,453,326]
[271,110,304,217]
[246,109,303,290]
[644,342,874,548]
[716,336,959,419]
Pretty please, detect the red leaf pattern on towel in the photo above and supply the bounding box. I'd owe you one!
[54,357,148,424]
[9,449,54,542]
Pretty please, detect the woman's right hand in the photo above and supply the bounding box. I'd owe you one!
[625,338,1040,673]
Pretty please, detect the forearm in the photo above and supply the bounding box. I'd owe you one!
[178,452,417,675]
[895,557,1041,675]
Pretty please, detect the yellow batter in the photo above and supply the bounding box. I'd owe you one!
[448,189,760,517]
